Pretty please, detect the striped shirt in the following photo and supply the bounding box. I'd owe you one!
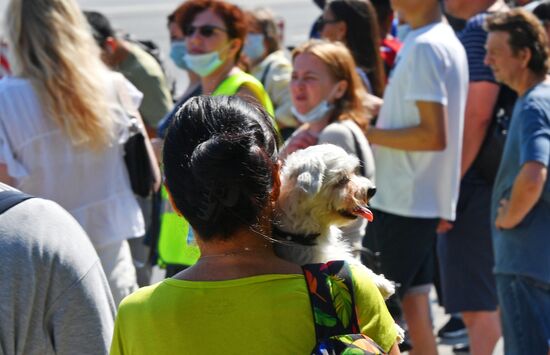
[458,13,496,83]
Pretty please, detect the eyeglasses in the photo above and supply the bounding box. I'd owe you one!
[184,25,227,37]
[317,17,341,28]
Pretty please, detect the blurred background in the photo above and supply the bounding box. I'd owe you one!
[0,0,321,92]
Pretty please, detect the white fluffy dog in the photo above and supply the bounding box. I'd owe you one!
[274,144,395,299]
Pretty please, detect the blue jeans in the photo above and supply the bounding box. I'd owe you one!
[496,274,550,355]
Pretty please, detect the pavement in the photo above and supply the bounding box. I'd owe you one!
[431,288,504,355]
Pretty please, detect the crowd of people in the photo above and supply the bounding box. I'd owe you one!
[0,0,549,354]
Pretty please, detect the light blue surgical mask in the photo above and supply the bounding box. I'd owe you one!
[291,100,333,124]
[183,50,224,77]
[244,33,265,62]
[169,41,189,70]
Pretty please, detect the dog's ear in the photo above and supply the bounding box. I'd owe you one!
[295,161,325,195]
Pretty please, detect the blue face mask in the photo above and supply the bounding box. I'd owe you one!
[169,41,189,70]
[183,49,224,77]
[243,33,265,61]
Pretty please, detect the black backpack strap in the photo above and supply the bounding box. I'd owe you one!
[302,261,360,341]
[260,61,274,87]
[0,190,33,214]
[344,121,367,178]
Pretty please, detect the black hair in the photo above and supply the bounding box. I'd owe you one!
[163,95,280,241]
[534,0,550,23]
[370,0,392,24]
[326,0,386,97]
[83,11,116,46]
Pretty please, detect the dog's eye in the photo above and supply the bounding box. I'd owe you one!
[335,176,350,188]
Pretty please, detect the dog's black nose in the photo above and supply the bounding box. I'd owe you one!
[367,187,376,199]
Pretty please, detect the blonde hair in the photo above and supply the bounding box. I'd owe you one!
[6,0,113,150]
[292,40,369,131]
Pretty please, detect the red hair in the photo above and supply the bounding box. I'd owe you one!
[174,0,247,58]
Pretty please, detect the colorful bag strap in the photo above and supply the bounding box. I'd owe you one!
[302,261,361,341]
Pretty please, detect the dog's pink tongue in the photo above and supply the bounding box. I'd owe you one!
[353,206,374,222]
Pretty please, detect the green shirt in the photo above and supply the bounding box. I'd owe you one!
[117,42,172,126]
[111,264,397,354]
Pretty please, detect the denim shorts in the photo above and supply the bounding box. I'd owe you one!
[496,274,550,355]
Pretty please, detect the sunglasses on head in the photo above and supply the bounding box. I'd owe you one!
[184,25,227,37]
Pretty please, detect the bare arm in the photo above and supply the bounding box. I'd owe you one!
[366,101,447,151]
[388,342,401,355]
[495,161,547,229]
[0,163,14,186]
[141,125,162,192]
[461,81,500,177]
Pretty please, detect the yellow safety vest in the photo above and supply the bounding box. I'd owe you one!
[157,71,275,267]
[213,71,275,118]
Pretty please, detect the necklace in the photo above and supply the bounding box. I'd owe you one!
[198,245,271,259]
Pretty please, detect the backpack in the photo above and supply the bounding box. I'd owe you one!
[0,189,33,214]
[302,261,387,355]
[472,84,517,184]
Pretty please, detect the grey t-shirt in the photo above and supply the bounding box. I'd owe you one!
[0,186,116,355]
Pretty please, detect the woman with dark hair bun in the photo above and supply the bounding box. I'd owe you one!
[111,95,400,354]
[320,0,386,98]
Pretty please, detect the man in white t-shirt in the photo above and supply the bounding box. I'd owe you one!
[363,0,468,353]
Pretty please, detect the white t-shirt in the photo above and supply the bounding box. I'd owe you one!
[0,71,145,248]
[371,22,468,221]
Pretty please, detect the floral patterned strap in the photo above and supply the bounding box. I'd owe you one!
[302,261,359,336]
[302,261,386,355]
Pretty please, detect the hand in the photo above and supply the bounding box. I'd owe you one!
[291,130,318,150]
[279,129,318,160]
[495,198,517,230]
[150,138,164,163]
[436,219,453,234]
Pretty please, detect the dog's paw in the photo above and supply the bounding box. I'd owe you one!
[394,323,405,344]
[372,274,396,299]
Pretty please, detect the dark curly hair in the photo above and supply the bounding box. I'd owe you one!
[163,95,280,241]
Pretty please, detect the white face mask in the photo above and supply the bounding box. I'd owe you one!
[291,86,339,124]
[183,50,224,77]
[291,100,333,124]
